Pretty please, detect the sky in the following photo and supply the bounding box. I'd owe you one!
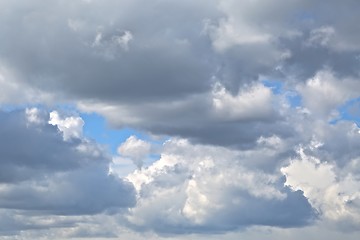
[1,0,360,239]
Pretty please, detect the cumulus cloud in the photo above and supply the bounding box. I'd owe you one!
[117,135,151,169]
[124,139,314,233]
[48,111,84,141]
[296,70,360,118]
[212,82,275,120]
[282,144,360,231]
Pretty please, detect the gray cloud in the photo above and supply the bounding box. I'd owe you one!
[0,0,218,103]
[1,0,360,149]
[0,109,135,219]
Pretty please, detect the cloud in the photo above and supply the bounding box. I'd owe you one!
[282,143,360,231]
[0,109,135,234]
[305,26,336,48]
[212,82,275,120]
[124,139,314,234]
[296,70,360,118]
[1,0,360,150]
[77,84,286,149]
[0,64,54,105]
[117,135,151,169]
[0,0,217,104]
[1,0,360,239]
[48,110,84,141]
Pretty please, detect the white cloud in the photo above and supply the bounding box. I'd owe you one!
[206,18,272,52]
[125,138,310,233]
[26,107,45,125]
[118,135,151,169]
[282,144,360,230]
[48,111,84,141]
[297,70,360,118]
[212,82,274,120]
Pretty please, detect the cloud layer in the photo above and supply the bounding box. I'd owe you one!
[1,0,360,239]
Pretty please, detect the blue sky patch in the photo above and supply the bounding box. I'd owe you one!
[262,79,302,108]
[330,97,360,126]
[286,91,302,108]
[262,79,283,95]
[80,112,151,154]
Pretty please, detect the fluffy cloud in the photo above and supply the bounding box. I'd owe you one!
[296,70,360,118]
[212,82,275,120]
[117,135,151,169]
[282,144,360,231]
[124,139,314,233]
[48,110,84,141]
